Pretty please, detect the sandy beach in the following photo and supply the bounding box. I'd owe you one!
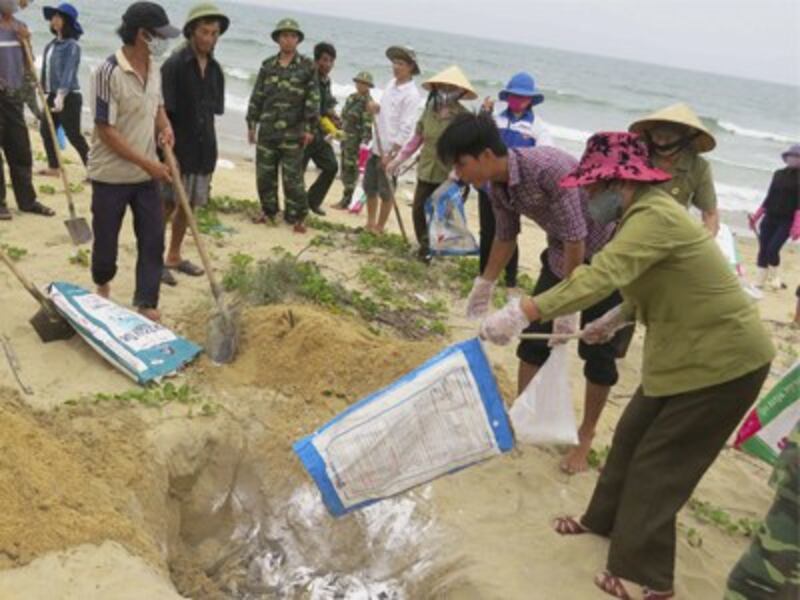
[0,130,797,599]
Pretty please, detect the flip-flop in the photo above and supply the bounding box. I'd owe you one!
[553,516,590,535]
[160,267,178,287]
[21,201,55,217]
[170,260,204,277]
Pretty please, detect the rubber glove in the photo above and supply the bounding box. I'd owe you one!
[791,210,800,241]
[548,312,579,347]
[53,90,66,113]
[581,305,627,345]
[747,204,765,233]
[466,276,495,319]
[479,298,530,345]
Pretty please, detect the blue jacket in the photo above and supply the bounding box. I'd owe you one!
[41,38,81,94]
[495,108,539,149]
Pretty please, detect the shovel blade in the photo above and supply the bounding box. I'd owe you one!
[30,308,75,343]
[206,309,238,364]
[65,217,93,245]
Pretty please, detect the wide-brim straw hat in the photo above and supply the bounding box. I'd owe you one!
[422,65,478,101]
[560,132,672,188]
[629,102,716,153]
[385,45,420,75]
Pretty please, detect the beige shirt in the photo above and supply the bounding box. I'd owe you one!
[88,49,162,184]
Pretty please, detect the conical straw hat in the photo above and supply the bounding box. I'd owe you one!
[629,102,716,153]
[422,65,478,100]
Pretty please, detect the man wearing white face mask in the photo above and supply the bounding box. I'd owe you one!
[87,1,178,322]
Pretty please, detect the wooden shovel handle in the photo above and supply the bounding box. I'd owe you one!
[0,247,56,313]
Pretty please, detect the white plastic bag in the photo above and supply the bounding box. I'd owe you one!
[509,344,579,445]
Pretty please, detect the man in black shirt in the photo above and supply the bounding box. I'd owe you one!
[160,3,228,285]
[302,41,339,216]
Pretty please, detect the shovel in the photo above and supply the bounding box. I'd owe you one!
[0,247,75,342]
[162,146,238,364]
[22,40,92,245]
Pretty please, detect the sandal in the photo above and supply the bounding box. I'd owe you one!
[643,589,674,600]
[160,268,178,287]
[168,260,204,277]
[553,516,590,536]
[594,571,632,600]
[21,201,55,217]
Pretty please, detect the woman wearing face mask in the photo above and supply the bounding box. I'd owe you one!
[748,144,800,289]
[387,65,476,261]
[38,3,89,177]
[478,71,553,293]
[629,103,719,235]
[479,132,774,600]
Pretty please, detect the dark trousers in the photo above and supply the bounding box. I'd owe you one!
[478,188,519,287]
[91,180,164,308]
[0,93,36,210]
[302,136,338,211]
[518,250,622,386]
[40,92,89,169]
[412,180,442,255]
[757,214,791,268]
[582,364,770,591]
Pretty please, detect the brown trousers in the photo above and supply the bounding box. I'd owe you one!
[581,363,770,591]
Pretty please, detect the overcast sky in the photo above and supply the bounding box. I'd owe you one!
[241,0,799,86]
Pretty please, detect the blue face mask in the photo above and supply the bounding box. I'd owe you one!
[588,188,623,225]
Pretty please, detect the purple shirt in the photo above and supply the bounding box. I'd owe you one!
[490,146,615,278]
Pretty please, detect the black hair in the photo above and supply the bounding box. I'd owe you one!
[50,14,81,40]
[116,22,139,46]
[314,41,336,61]
[185,16,225,39]
[437,112,508,166]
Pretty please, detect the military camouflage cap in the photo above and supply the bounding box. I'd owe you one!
[271,17,304,43]
[183,3,230,38]
[385,45,420,75]
[353,71,374,87]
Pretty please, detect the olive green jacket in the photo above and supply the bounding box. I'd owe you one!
[655,150,717,212]
[535,187,774,396]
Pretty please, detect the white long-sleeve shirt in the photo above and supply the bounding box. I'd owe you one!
[371,78,421,157]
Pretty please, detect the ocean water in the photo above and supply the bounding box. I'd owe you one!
[23,0,800,212]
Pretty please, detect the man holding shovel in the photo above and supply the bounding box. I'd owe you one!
[364,45,420,234]
[87,2,179,322]
[159,3,228,287]
[0,0,55,220]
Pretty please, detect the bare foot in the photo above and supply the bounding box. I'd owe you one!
[138,307,161,322]
[96,283,110,298]
[560,431,595,474]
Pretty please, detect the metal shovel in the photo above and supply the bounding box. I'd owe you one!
[0,247,75,342]
[162,146,238,364]
[22,40,92,245]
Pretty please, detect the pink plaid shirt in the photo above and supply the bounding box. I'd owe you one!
[490,146,616,278]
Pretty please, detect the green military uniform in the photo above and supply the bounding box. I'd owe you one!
[246,24,318,223]
[338,80,373,207]
[654,149,717,212]
[534,187,776,592]
[302,73,338,213]
[726,421,800,600]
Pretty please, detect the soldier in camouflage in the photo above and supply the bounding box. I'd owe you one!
[334,71,373,210]
[301,41,339,216]
[726,420,799,600]
[247,17,318,233]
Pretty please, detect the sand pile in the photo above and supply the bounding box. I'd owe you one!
[0,386,166,571]
[203,304,446,405]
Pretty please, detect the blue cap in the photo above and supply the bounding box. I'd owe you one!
[43,3,83,36]
[498,72,544,106]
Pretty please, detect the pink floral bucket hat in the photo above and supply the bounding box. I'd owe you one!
[560,131,672,188]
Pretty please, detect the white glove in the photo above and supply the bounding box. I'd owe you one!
[479,298,530,346]
[52,91,66,113]
[548,312,579,347]
[581,305,626,345]
[466,276,495,319]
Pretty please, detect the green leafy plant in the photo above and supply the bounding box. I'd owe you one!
[68,182,85,194]
[1,244,27,261]
[587,445,611,470]
[63,382,220,416]
[687,498,762,538]
[37,184,57,195]
[69,248,90,267]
